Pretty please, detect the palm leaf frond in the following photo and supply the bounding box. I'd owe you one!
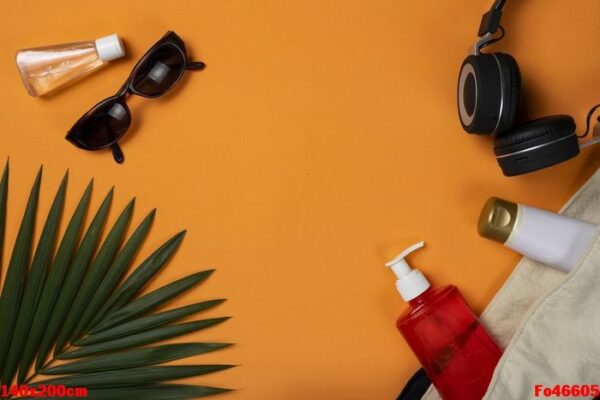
[73,209,156,339]
[89,230,186,329]
[0,161,9,291]
[42,343,232,375]
[36,188,114,371]
[2,172,68,384]
[54,197,135,355]
[0,167,42,376]
[93,270,215,333]
[59,318,230,359]
[18,179,94,384]
[37,365,234,388]
[75,299,226,346]
[0,164,232,399]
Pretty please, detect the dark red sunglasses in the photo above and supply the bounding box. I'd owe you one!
[66,31,205,163]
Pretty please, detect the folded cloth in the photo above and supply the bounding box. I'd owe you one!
[421,168,600,400]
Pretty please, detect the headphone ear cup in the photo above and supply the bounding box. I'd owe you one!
[494,115,580,176]
[457,53,521,135]
[493,53,521,134]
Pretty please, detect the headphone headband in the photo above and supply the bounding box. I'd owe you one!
[478,0,507,37]
[459,0,600,176]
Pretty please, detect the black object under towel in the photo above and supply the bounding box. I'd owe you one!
[397,368,430,400]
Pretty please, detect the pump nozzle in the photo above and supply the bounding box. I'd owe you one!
[385,241,425,278]
[385,241,430,302]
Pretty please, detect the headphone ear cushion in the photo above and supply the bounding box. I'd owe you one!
[494,115,580,176]
[457,53,520,135]
[458,54,500,134]
[493,53,521,134]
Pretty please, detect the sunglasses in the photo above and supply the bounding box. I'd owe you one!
[66,31,205,163]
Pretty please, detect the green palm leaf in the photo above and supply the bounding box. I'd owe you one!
[0,167,42,378]
[59,318,230,359]
[92,270,215,333]
[75,299,226,346]
[88,230,186,329]
[18,180,93,383]
[2,172,68,384]
[37,365,234,388]
[72,209,156,340]
[0,162,9,292]
[54,198,135,354]
[36,188,114,371]
[0,164,232,399]
[42,343,231,374]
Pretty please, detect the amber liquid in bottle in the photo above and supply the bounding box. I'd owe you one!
[15,34,124,96]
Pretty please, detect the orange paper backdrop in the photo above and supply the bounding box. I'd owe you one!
[1,1,600,398]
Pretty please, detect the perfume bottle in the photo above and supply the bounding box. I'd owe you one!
[478,197,598,272]
[386,242,502,400]
[16,34,125,96]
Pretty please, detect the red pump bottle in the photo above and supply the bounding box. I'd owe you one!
[387,242,502,400]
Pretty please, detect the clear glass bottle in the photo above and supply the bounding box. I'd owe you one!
[15,34,125,96]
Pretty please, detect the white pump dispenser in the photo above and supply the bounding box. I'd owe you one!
[385,241,431,301]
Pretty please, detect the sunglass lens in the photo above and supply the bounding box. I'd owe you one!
[131,44,185,96]
[67,98,131,149]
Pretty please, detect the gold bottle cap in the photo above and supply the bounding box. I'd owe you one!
[478,197,519,244]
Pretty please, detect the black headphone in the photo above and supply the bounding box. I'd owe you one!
[457,0,599,176]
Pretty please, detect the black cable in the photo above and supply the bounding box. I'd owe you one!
[578,103,600,138]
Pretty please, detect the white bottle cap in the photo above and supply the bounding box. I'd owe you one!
[385,241,431,301]
[95,34,125,61]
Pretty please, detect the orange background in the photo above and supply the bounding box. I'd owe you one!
[1,0,600,398]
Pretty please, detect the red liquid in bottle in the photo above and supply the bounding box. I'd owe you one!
[398,285,502,400]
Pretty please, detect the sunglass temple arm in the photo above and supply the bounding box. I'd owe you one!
[187,61,206,70]
[111,144,125,164]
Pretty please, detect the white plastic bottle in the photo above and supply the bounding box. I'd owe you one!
[478,197,598,272]
[15,34,125,96]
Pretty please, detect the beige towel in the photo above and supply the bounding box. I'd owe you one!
[422,169,600,400]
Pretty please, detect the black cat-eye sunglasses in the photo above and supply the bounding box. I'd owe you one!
[66,31,205,163]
